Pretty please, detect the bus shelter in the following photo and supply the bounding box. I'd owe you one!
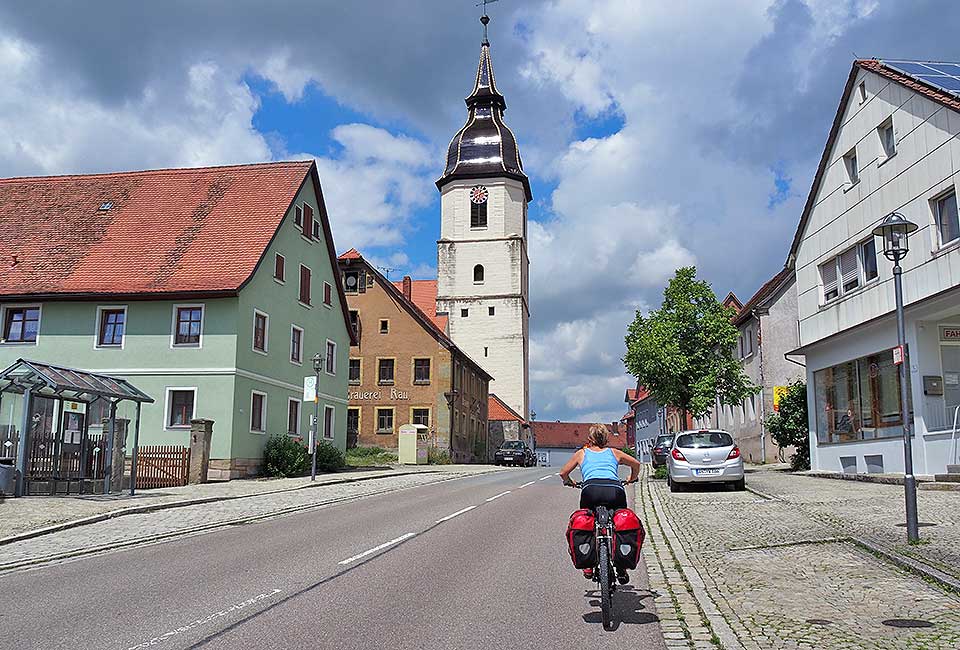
[0,358,154,497]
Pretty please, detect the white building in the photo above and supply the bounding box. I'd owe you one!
[789,59,960,476]
[436,34,531,419]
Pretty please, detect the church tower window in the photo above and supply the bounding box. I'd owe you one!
[470,185,488,228]
[473,264,484,283]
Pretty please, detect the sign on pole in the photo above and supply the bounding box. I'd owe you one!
[772,386,788,412]
[893,344,904,365]
[303,376,317,402]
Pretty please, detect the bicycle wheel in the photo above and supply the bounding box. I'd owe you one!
[598,537,613,629]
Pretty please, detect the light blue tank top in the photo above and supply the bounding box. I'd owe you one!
[580,447,619,481]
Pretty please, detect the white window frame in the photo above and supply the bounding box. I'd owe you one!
[820,238,879,304]
[250,390,268,434]
[325,339,337,376]
[843,147,859,186]
[323,404,335,440]
[322,281,333,308]
[170,304,204,349]
[252,309,270,356]
[164,387,197,430]
[94,305,128,350]
[274,253,286,284]
[857,81,867,104]
[1,303,42,346]
[933,188,960,249]
[877,118,895,161]
[290,324,304,366]
[287,397,301,436]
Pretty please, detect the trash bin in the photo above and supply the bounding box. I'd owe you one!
[398,424,428,465]
[0,458,16,496]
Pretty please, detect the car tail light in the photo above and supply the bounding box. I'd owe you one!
[727,447,741,460]
[671,448,686,462]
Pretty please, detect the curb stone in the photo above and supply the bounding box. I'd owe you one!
[0,472,465,573]
[0,469,455,547]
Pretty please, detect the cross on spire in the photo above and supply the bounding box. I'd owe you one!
[476,0,499,45]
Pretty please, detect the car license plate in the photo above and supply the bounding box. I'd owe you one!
[696,468,721,476]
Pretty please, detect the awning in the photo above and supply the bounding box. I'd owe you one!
[0,358,154,404]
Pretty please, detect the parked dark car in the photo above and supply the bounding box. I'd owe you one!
[651,433,675,468]
[494,440,536,467]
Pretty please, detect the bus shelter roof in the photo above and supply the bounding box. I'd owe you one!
[0,358,154,404]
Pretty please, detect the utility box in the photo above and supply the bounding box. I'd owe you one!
[0,458,16,497]
[398,424,429,465]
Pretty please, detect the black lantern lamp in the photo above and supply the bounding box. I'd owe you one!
[312,352,323,374]
[872,212,918,262]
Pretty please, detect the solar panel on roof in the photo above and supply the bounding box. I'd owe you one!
[886,61,939,75]
[924,63,960,75]
[883,60,960,98]
[916,75,960,92]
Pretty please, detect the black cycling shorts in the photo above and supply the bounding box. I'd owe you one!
[580,479,627,511]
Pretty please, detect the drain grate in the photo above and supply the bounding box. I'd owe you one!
[882,619,934,629]
[805,619,833,626]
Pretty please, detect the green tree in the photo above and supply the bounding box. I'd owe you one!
[624,267,756,424]
[765,380,810,470]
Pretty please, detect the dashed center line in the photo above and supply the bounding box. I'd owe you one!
[538,475,553,481]
[435,506,477,523]
[337,533,416,565]
[485,491,512,502]
[518,481,536,488]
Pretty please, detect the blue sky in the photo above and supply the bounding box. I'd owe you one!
[3,1,960,423]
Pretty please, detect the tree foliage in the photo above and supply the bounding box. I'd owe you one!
[765,380,810,471]
[624,267,757,421]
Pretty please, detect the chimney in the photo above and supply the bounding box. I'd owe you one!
[402,275,412,300]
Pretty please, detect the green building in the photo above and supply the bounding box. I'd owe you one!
[0,161,354,479]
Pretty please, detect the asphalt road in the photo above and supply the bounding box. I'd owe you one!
[0,468,666,649]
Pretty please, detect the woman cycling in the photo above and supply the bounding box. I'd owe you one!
[559,423,640,508]
[559,424,641,582]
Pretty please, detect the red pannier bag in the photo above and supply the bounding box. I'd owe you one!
[612,508,645,570]
[566,508,596,569]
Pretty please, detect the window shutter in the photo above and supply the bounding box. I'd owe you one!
[300,266,311,304]
[839,247,859,287]
[821,259,838,298]
[302,204,313,239]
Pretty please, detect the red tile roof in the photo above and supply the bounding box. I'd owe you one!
[0,161,313,298]
[338,248,361,260]
[488,394,525,422]
[532,421,595,449]
[625,388,638,402]
[393,278,447,332]
[732,266,794,327]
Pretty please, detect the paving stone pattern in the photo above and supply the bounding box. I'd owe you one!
[0,473,456,570]
[643,467,960,649]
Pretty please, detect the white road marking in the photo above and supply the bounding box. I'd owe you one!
[485,490,511,502]
[538,475,553,481]
[435,505,477,523]
[337,533,416,565]
[518,481,536,488]
[127,589,282,649]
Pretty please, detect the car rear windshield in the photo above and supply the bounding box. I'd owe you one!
[675,432,733,449]
[655,435,674,447]
[501,441,525,449]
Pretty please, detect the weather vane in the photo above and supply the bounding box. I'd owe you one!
[476,0,499,44]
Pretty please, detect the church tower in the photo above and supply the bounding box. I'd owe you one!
[436,15,531,418]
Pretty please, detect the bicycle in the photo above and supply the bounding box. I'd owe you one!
[566,479,637,630]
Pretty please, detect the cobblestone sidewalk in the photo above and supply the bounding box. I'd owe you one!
[639,466,960,650]
[0,464,499,543]
[0,471,476,571]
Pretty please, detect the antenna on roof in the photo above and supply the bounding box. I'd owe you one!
[377,266,395,279]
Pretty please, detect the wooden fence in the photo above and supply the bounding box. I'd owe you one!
[135,445,191,489]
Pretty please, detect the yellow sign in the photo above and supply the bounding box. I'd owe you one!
[773,386,788,412]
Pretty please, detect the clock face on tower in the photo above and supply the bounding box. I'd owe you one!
[470,185,489,204]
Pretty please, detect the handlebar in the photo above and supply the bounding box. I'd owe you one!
[563,478,638,489]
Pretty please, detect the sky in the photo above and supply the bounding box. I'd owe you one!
[3,0,960,423]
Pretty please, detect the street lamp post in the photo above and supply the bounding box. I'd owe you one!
[872,212,920,543]
[311,352,322,482]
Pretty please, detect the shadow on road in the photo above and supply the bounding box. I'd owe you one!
[582,586,660,630]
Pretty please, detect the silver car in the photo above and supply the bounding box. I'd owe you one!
[666,429,745,492]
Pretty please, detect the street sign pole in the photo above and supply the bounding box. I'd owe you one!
[311,368,320,482]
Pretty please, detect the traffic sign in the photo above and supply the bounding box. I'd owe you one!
[303,376,317,402]
[893,345,904,365]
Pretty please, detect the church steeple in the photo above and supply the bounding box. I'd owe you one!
[436,14,531,201]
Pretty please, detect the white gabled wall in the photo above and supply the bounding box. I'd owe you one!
[795,67,960,348]
[438,177,530,418]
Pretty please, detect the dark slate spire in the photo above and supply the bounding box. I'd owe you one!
[436,16,531,201]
